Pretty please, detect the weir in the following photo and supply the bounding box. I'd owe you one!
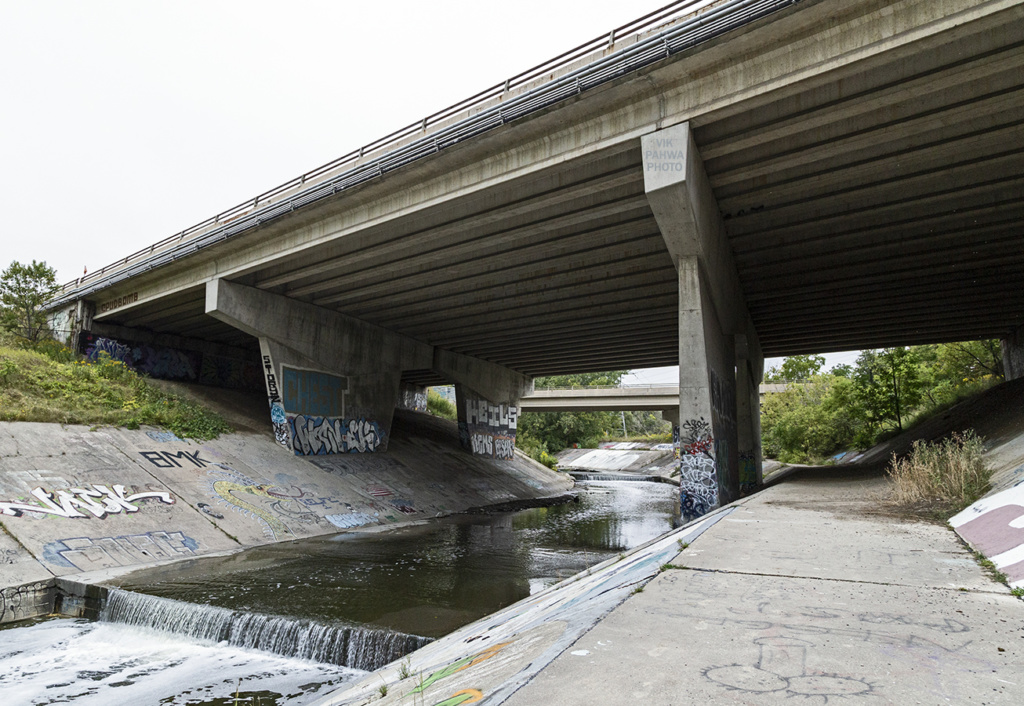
[100,588,431,671]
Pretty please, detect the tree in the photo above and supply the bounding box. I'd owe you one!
[764,354,826,382]
[852,348,923,435]
[0,260,58,342]
[519,371,627,452]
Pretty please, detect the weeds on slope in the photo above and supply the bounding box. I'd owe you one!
[887,430,990,515]
[0,335,230,440]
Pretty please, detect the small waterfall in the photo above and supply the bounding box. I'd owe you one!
[100,588,431,671]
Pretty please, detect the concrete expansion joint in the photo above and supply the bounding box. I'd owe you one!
[677,566,1012,595]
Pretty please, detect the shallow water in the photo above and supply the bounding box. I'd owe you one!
[0,481,676,704]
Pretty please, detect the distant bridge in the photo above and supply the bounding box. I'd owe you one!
[520,384,791,416]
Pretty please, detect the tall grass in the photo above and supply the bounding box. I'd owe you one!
[0,336,231,440]
[426,388,456,420]
[887,431,990,512]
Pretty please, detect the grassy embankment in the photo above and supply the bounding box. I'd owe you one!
[0,334,230,440]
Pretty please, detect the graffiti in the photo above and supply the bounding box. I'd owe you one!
[390,498,417,514]
[677,417,718,522]
[289,415,384,455]
[0,582,51,624]
[410,642,511,695]
[461,396,518,460]
[197,502,224,519]
[146,430,181,443]
[739,452,757,494]
[2,548,18,564]
[262,353,291,449]
[99,292,139,313]
[205,464,335,539]
[42,531,199,571]
[325,512,377,529]
[84,336,132,363]
[703,636,873,700]
[400,387,428,413]
[0,484,174,519]
[433,690,484,706]
[282,367,347,417]
[950,485,1024,587]
[78,332,259,390]
[139,450,207,468]
[366,484,393,498]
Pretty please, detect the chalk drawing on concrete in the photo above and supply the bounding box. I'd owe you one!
[288,415,384,455]
[677,417,718,522]
[703,636,873,700]
[42,531,200,571]
[0,484,174,519]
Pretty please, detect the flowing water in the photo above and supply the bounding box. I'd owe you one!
[0,480,676,705]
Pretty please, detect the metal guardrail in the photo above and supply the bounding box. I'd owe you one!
[50,0,800,308]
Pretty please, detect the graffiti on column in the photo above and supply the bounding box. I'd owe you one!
[262,354,291,448]
[288,415,385,455]
[399,388,428,413]
[709,367,737,503]
[461,397,517,460]
[678,417,718,522]
[739,453,757,494]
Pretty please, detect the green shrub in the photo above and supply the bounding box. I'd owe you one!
[426,388,457,420]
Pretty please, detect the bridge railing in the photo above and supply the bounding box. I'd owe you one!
[52,0,799,304]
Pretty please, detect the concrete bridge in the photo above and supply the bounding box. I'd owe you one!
[46,0,1024,522]
[520,384,791,417]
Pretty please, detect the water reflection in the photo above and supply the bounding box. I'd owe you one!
[117,481,676,639]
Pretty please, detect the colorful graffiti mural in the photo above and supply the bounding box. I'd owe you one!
[676,417,718,522]
[289,415,385,455]
[78,333,260,389]
[43,531,199,571]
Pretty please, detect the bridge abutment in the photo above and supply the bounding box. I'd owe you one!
[206,279,433,455]
[643,122,763,521]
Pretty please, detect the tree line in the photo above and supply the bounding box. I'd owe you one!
[761,342,1004,463]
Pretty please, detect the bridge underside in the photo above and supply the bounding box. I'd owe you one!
[58,0,1024,518]
[96,0,1024,374]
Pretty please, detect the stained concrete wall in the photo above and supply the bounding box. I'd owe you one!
[0,412,572,622]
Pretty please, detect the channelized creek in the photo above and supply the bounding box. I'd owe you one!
[0,480,677,705]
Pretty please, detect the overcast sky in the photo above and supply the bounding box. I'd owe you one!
[0,0,853,380]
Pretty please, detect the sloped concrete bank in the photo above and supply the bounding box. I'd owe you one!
[0,409,572,624]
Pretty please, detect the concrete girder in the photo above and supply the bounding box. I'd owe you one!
[307,211,658,308]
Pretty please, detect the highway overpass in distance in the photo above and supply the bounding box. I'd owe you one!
[45,0,1024,522]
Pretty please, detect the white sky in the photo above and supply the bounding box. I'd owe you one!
[0,0,853,380]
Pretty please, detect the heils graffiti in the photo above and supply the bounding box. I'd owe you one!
[461,398,517,460]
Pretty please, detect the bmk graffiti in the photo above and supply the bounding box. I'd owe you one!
[288,415,384,455]
[0,484,174,519]
[676,417,718,522]
[460,397,517,460]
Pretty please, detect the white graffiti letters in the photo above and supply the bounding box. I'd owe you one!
[0,484,175,519]
[462,397,518,459]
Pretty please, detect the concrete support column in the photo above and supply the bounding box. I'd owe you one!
[735,333,764,493]
[1002,325,1024,381]
[643,121,761,522]
[207,279,433,455]
[434,349,532,461]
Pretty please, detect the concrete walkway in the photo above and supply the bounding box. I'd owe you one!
[319,466,1023,705]
[505,467,1023,705]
